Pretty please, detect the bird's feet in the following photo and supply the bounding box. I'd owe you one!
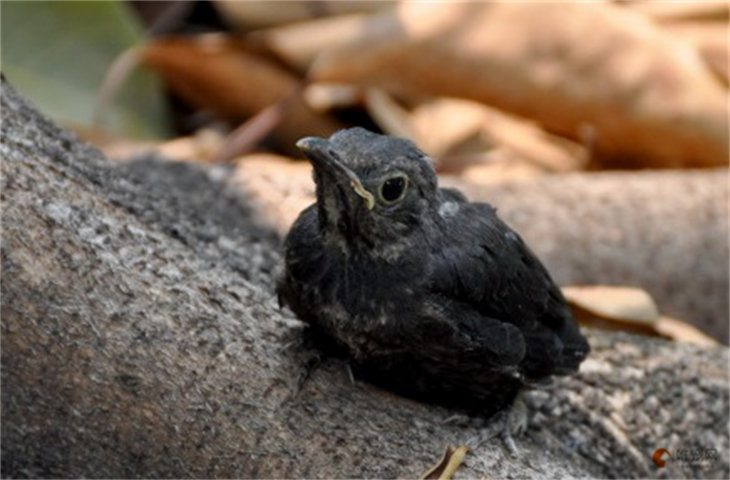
[421,395,528,479]
[466,392,528,456]
[291,352,357,400]
[508,391,528,436]
[292,350,323,398]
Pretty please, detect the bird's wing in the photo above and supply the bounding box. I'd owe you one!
[428,200,589,380]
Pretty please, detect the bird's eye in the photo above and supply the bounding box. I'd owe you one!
[378,174,408,204]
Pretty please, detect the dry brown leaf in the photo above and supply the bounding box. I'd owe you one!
[624,1,728,22]
[412,98,587,173]
[214,0,388,29]
[407,98,491,161]
[562,285,718,347]
[419,445,469,480]
[253,13,375,72]
[310,1,728,169]
[623,1,729,85]
[363,89,544,182]
[563,285,660,325]
[304,83,363,112]
[654,316,719,348]
[140,34,342,153]
[363,88,417,141]
[364,90,585,178]
[628,0,729,85]
[661,21,729,85]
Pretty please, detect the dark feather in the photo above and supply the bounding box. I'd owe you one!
[429,199,589,379]
[278,128,590,416]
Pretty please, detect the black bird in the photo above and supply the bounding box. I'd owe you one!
[278,128,589,436]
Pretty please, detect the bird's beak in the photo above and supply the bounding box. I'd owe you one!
[297,137,375,210]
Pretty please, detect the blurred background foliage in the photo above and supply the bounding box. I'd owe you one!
[2,0,727,173]
[2,1,171,139]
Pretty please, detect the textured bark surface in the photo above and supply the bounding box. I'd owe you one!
[1,80,728,479]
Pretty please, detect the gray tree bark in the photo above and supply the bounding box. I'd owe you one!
[2,79,728,479]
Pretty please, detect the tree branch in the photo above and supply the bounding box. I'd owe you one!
[1,80,727,478]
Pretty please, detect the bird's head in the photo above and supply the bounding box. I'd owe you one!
[297,127,438,255]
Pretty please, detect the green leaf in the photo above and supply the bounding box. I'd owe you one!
[2,1,170,139]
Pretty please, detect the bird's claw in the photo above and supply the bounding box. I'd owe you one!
[292,352,322,397]
[465,393,528,456]
[508,393,528,437]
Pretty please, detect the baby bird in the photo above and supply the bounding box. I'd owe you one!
[278,128,589,440]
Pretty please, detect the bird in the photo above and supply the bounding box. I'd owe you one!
[277,127,590,444]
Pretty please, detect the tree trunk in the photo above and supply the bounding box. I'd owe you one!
[1,79,728,478]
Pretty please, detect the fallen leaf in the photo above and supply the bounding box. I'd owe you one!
[253,13,376,72]
[411,99,498,162]
[364,90,585,176]
[304,83,363,112]
[214,0,387,29]
[654,316,719,348]
[420,445,469,480]
[411,98,587,173]
[562,285,718,347]
[363,88,418,141]
[660,21,729,85]
[310,1,728,169]
[627,1,729,85]
[625,1,728,22]
[562,285,660,325]
[140,34,342,153]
